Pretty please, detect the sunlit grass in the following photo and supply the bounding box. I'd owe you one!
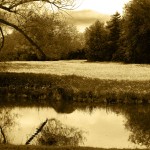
[0,60,150,80]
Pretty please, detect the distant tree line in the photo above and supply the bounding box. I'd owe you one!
[85,0,150,64]
[0,0,150,63]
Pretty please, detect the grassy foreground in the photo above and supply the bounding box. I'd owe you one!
[0,72,150,105]
[0,145,148,150]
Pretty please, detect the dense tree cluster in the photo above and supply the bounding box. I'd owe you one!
[85,12,121,61]
[0,0,77,60]
[121,0,150,63]
[85,20,108,61]
[84,0,150,63]
[0,14,83,61]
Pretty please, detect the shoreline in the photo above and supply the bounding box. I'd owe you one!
[0,145,148,150]
[0,72,150,105]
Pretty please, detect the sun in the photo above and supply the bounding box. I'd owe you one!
[76,0,130,15]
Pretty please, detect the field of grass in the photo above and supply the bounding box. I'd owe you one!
[0,60,150,80]
[0,72,150,105]
[0,145,148,150]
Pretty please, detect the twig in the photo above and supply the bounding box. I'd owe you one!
[25,119,48,145]
[0,27,4,51]
[0,126,7,144]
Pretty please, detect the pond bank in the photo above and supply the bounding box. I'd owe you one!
[0,73,150,105]
[0,145,148,150]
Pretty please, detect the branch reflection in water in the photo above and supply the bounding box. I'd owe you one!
[35,118,86,146]
[0,103,150,149]
[0,107,18,144]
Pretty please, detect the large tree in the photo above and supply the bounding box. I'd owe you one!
[85,20,108,61]
[0,14,82,61]
[106,12,121,61]
[0,0,76,60]
[121,0,150,63]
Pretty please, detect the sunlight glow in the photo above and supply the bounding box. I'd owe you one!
[76,0,130,14]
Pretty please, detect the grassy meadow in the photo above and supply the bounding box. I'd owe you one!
[1,60,150,81]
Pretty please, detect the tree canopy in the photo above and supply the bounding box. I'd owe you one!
[106,12,121,61]
[0,0,76,60]
[85,20,108,61]
[0,14,83,61]
[121,0,150,63]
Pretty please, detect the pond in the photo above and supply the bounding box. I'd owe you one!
[0,103,149,149]
[0,61,150,148]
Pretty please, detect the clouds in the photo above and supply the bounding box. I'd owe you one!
[75,0,129,14]
[67,10,110,32]
[64,0,130,32]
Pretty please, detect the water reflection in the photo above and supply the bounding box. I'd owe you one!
[11,107,128,148]
[36,118,86,146]
[124,106,150,148]
[100,105,150,148]
[49,99,75,114]
[0,104,149,148]
[0,107,18,144]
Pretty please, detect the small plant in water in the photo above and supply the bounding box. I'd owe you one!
[36,118,86,146]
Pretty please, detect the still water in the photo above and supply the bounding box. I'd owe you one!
[1,105,149,148]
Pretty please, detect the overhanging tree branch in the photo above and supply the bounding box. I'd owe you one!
[0,19,46,60]
[0,0,75,12]
[0,0,76,60]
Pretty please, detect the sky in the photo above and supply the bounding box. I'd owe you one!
[67,0,130,32]
[75,0,130,15]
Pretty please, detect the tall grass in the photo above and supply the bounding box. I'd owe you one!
[0,72,150,105]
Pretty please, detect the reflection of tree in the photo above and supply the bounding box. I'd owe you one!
[50,100,75,114]
[37,118,86,146]
[105,105,150,148]
[124,106,150,148]
[69,104,150,148]
[0,108,17,144]
[49,87,76,114]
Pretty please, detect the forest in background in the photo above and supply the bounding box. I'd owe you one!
[0,0,150,64]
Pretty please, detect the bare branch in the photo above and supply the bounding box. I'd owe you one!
[0,126,7,144]
[0,19,46,60]
[0,27,4,51]
[0,0,75,13]
[25,119,48,145]
[0,5,16,13]
[0,0,76,60]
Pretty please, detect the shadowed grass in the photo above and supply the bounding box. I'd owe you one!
[0,145,148,150]
[0,72,150,105]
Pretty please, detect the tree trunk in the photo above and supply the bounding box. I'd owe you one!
[0,126,6,144]
[0,27,4,51]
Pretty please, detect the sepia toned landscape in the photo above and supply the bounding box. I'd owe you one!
[0,0,150,150]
